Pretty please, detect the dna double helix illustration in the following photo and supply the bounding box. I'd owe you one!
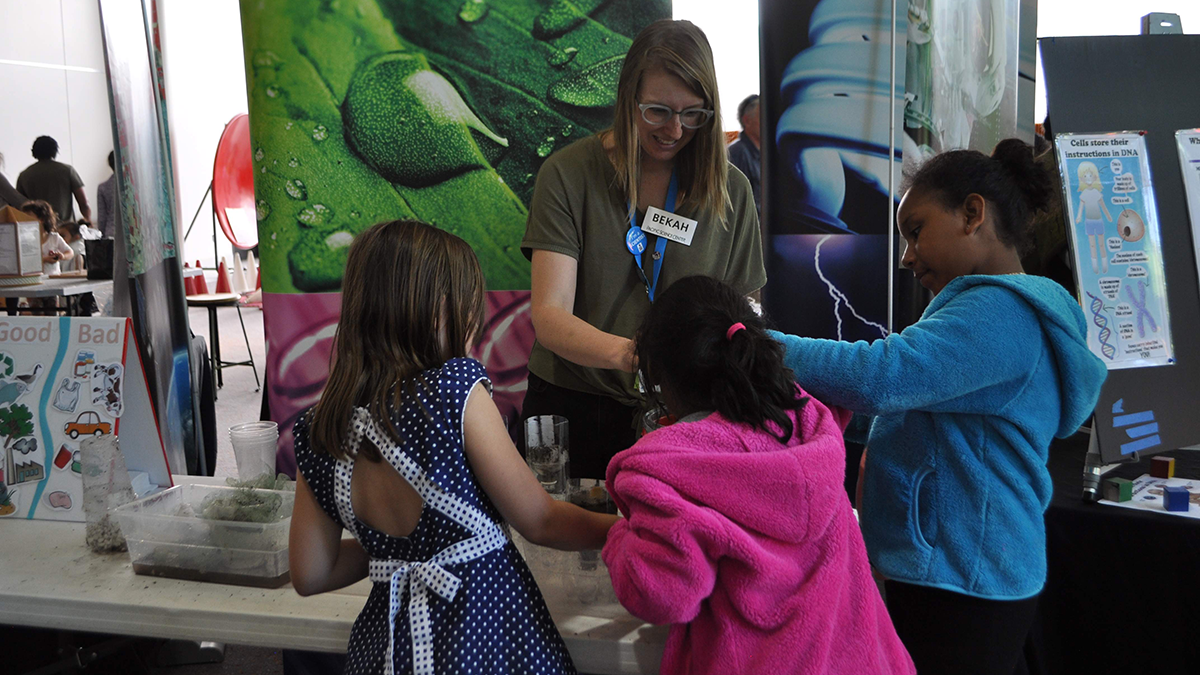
[1086,291,1117,360]
[1125,280,1158,338]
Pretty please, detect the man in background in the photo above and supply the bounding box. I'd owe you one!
[16,136,91,222]
[727,94,761,217]
[96,151,116,238]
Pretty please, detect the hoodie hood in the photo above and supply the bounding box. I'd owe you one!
[930,275,1107,438]
[606,391,850,543]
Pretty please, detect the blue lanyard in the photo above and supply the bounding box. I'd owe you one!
[624,171,678,302]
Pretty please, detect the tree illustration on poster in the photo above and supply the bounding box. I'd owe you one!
[240,0,670,475]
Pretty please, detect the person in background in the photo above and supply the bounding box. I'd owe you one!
[16,136,91,222]
[603,275,914,675]
[96,151,116,238]
[21,200,73,315]
[58,220,87,270]
[57,220,98,315]
[521,20,765,479]
[769,139,1107,675]
[0,152,28,208]
[726,94,762,216]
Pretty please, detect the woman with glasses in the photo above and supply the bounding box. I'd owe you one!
[520,19,766,479]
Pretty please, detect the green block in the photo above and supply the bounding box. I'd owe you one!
[1103,477,1133,502]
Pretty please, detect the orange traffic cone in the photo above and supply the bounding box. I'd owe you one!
[183,263,197,295]
[215,257,232,294]
[194,260,210,294]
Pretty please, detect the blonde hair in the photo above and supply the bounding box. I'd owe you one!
[1076,161,1103,192]
[610,19,729,225]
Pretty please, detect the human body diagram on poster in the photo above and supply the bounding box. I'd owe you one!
[1057,132,1173,369]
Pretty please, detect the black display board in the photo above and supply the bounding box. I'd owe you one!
[1041,35,1200,462]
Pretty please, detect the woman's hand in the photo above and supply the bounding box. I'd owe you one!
[531,249,643,372]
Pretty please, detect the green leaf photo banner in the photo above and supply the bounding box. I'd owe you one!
[239,0,669,475]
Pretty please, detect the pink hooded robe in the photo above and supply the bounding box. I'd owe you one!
[602,391,914,675]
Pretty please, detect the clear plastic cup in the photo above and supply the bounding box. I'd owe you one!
[230,421,278,481]
[524,415,568,495]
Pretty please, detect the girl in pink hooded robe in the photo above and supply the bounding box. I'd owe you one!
[603,276,913,675]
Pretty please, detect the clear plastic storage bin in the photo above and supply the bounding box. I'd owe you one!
[112,484,294,588]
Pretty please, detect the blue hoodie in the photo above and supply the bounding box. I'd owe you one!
[771,275,1106,599]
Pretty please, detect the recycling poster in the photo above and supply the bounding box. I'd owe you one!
[1177,129,1200,295]
[0,317,171,522]
[1057,132,1173,369]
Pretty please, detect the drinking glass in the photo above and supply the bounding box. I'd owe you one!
[524,415,568,495]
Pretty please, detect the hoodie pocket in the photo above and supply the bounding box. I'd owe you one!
[911,467,935,552]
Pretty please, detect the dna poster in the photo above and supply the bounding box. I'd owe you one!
[1057,131,1173,369]
[1176,129,1200,298]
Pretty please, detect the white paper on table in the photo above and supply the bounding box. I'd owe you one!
[1098,473,1200,519]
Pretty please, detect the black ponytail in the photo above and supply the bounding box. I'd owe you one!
[636,276,806,444]
[903,138,1057,253]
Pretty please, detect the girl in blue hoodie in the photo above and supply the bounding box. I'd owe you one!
[771,139,1107,675]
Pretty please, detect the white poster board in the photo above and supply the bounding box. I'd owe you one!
[0,317,171,522]
[1177,129,1200,295]
[1057,131,1174,369]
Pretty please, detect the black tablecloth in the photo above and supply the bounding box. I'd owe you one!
[1028,434,1200,674]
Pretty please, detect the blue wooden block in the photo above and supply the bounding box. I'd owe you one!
[1163,486,1190,512]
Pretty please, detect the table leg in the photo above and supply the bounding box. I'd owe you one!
[208,306,223,393]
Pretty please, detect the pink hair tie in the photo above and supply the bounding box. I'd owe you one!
[726,322,746,341]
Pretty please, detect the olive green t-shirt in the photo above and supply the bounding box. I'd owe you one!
[521,134,766,406]
[16,160,84,221]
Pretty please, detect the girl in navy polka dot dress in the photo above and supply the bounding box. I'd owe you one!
[289,220,618,675]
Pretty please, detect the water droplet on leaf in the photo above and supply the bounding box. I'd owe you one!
[312,125,328,141]
[548,47,578,67]
[457,0,488,23]
[533,0,586,39]
[548,56,622,108]
[256,200,271,221]
[254,147,264,161]
[287,157,299,168]
[252,51,283,69]
[285,179,307,200]
[297,203,334,227]
[325,231,354,250]
[536,136,557,157]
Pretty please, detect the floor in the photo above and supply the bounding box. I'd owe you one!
[187,302,268,480]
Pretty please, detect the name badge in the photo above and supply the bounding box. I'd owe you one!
[641,207,699,246]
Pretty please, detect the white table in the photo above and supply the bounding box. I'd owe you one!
[0,277,113,299]
[0,477,666,674]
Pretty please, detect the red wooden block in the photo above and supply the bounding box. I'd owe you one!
[1151,456,1175,479]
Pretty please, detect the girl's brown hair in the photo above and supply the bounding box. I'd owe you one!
[309,220,486,462]
[610,19,730,225]
[21,200,58,234]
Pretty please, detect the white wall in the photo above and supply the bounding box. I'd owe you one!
[158,0,249,270]
[1036,1,1200,121]
[0,0,114,215]
[673,2,761,132]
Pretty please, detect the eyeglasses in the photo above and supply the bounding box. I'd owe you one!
[637,103,714,129]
